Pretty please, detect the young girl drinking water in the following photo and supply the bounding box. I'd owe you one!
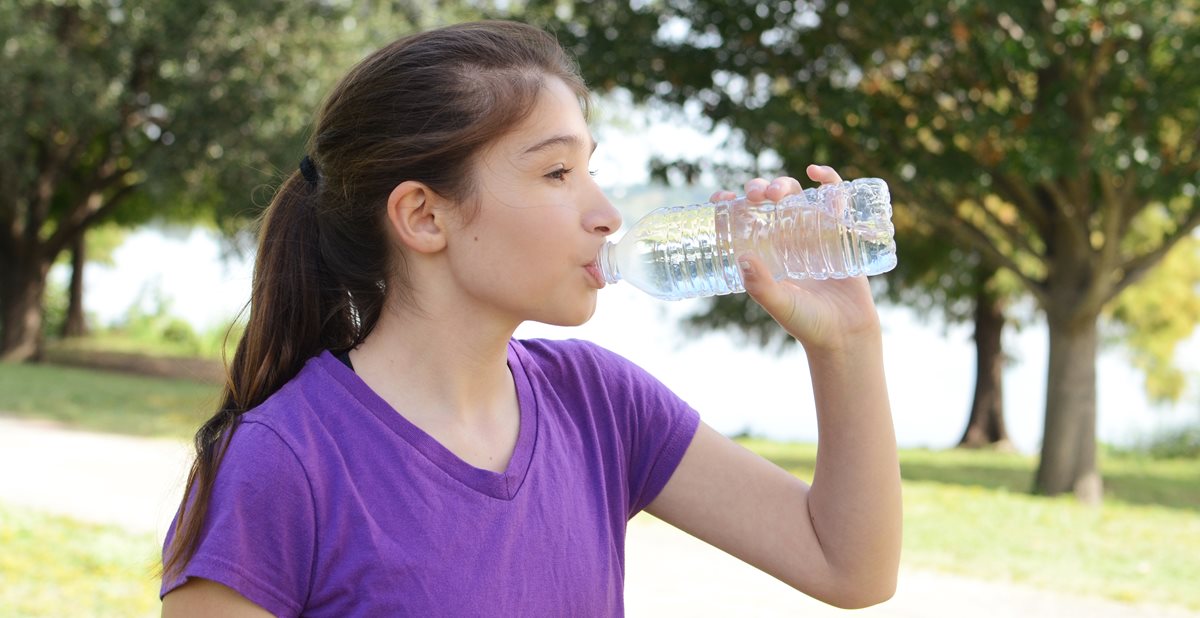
[160,20,901,616]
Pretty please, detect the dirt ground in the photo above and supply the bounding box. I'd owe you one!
[1,415,1195,617]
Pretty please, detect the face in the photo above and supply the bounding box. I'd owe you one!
[438,76,622,328]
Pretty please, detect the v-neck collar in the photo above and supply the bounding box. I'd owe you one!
[317,340,538,501]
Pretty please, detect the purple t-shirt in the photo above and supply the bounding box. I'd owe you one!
[161,338,700,616]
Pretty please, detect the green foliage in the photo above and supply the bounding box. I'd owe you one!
[0,0,482,236]
[1107,236,1200,402]
[39,279,69,339]
[58,285,244,360]
[3,0,343,229]
[50,223,128,270]
[0,503,159,618]
[523,0,1200,303]
[1144,425,1200,459]
[1112,424,1200,459]
[0,0,492,360]
[117,292,201,352]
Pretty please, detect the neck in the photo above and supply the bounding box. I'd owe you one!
[349,297,518,424]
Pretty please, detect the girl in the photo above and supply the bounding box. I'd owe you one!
[161,20,901,616]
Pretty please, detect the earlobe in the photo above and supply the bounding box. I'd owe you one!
[386,180,448,254]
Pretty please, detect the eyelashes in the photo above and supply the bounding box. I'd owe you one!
[545,167,600,182]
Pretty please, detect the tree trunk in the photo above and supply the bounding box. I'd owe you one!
[958,278,1010,449]
[1034,315,1103,504]
[1,255,50,362]
[62,233,88,337]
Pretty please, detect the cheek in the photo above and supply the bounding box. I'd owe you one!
[453,217,550,290]
[449,205,581,295]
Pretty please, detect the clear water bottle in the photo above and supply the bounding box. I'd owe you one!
[597,178,897,300]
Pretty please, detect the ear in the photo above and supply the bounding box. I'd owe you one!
[385,180,448,254]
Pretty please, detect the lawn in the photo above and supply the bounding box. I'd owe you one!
[2,360,1198,612]
[0,361,219,440]
[742,438,1200,609]
[0,503,160,618]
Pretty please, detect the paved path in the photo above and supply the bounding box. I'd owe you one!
[1,416,1195,617]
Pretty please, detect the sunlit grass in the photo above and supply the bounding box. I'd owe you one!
[740,437,1200,609]
[0,362,218,440]
[49,331,220,359]
[0,503,160,618]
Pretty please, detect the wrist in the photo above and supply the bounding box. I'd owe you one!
[801,324,883,360]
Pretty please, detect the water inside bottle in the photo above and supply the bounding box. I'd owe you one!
[601,178,896,300]
[606,205,740,300]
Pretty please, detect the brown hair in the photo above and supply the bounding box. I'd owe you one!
[163,20,589,578]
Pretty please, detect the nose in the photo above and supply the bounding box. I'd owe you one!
[584,185,623,236]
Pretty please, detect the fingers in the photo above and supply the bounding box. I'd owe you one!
[715,165,844,204]
[737,251,796,326]
[763,176,802,202]
[807,164,843,185]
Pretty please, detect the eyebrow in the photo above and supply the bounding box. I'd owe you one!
[520,134,598,157]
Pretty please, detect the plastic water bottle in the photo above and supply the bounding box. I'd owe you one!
[597,178,897,300]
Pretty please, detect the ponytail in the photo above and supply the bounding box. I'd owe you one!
[163,169,355,578]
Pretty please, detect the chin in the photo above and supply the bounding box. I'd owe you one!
[537,297,598,328]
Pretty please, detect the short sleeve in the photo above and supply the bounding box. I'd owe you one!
[575,342,701,517]
[161,421,315,617]
[620,363,700,516]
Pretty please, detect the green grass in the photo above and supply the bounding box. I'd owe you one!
[48,329,236,361]
[0,361,219,440]
[741,438,1200,609]
[0,503,160,618]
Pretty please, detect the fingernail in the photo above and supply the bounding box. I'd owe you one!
[767,182,781,192]
[738,258,754,276]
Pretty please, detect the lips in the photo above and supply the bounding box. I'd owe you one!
[584,261,606,289]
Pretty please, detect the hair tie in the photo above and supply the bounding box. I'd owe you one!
[299,155,319,185]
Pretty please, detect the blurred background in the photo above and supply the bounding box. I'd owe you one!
[1,0,1198,616]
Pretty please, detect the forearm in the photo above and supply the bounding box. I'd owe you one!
[805,330,902,599]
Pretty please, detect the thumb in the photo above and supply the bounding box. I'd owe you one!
[737,252,797,323]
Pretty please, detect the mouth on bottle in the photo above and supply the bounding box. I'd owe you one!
[597,242,621,284]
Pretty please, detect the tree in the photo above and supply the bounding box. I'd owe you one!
[0,0,436,361]
[518,0,1200,500]
[59,224,128,338]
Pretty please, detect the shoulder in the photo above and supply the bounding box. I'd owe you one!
[514,337,644,380]
[234,351,343,440]
[513,337,687,409]
[215,417,310,495]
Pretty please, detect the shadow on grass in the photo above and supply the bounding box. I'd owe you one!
[900,452,1200,512]
[1101,467,1200,513]
[747,441,1200,513]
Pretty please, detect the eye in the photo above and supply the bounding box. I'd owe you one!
[545,167,573,182]
[589,169,599,177]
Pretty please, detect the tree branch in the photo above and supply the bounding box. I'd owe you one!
[939,214,1050,307]
[974,194,1047,267]
[45,182,141,259]
[993,171,1050,235]
[1111,204,1200,302]
[828,125,1049,300]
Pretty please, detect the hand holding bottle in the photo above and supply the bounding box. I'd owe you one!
[723,165,883,353]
